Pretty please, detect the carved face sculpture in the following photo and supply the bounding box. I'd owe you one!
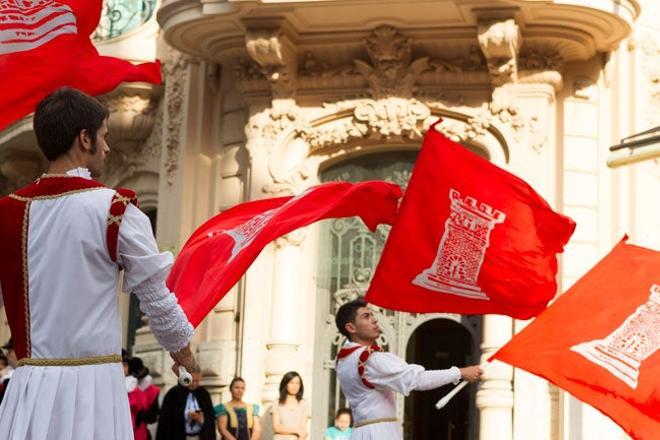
[366,26,411,82]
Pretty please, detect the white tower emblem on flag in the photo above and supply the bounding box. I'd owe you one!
[210,188,314,261]
[570,284,659,389]
[413,188,505,300]
[216,209,278,261]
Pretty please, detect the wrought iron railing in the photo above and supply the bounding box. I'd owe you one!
[93,0,157,41]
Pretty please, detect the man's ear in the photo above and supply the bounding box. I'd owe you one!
[78,129,93,152]
[344,322,356,336]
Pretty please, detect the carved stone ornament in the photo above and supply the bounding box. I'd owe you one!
[295,97,431,151]
[162,48,191,185]
[299,51,356,78]
[261,164,311,196]
[101,90,160,146]
[245,27,297,99]
[477,18,521,86]
[354,26,429,99]
[429,45,485,73]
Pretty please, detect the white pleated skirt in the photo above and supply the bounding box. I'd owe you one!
[350,421,402,440]
[0,363,133,440]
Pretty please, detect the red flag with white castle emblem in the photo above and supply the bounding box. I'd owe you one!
[0,0,161,132]
[365,120,576,319]
[167,181,402,327]
[491,239,660,439]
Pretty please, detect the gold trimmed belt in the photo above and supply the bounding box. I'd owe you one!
[354,417,398,428]
[17,354,122,367]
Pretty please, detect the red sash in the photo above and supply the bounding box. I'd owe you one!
[337,344,384,389]
[0,176,137,359]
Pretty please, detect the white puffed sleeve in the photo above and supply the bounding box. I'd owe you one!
[364,351,461,396]
[118,204,194,352]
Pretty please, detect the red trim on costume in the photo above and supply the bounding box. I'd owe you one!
[336,344,383,389]
[0,196,31,359]
[106,188,138,264]
[14,176,105,198]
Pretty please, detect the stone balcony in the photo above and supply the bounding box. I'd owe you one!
[157,0,640,65]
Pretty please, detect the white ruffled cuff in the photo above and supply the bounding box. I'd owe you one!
[133,280,194,353]
[415,366,462,391]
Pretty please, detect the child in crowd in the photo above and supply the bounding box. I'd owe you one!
[323,408,352,440]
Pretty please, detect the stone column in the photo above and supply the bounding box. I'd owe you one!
[477,315,514,440]
[474,16,520,440]
[261,232,305,402]
[476,13,565,439]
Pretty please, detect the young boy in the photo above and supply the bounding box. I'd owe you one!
[324,408,352,440]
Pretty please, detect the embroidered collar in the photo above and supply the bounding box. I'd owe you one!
[39,167,92,180]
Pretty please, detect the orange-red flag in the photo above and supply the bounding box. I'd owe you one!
[492,238,660,439]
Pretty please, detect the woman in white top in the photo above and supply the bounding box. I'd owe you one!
[272,371,309,440]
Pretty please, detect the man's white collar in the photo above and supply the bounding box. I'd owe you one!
[65,167,92,179]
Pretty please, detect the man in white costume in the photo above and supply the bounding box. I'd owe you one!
[0,87,199,440]
[335,298,482,439]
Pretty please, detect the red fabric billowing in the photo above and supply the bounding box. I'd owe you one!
[491,239,660,439]
[0,0,161,132]
[167,181,403,327]
[365,121,575,319]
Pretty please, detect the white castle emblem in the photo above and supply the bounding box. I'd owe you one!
[219,209,278,261]
[0,1,77,55]
[210,188,315,261]
[413,188,505,300]
[570,284,659,389]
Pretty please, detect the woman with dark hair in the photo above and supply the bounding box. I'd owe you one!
[272,372,309,439]
[215,377,261,440]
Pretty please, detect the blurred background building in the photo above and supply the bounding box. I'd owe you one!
[1,1,658,438]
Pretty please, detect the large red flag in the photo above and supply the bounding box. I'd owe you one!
[365,120,575,319]
[167,181,403,327]
[0,0,161,132]
[491,239,660,439]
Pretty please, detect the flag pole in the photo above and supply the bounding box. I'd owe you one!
[435,363,488,410]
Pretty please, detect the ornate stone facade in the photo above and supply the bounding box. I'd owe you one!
[1,1,658,439]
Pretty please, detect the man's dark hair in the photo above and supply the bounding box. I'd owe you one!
[33,87,109,161]
[278,371,304,404]
[335,298,368,340]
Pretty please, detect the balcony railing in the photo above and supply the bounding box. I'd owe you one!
[93,0,156,41]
